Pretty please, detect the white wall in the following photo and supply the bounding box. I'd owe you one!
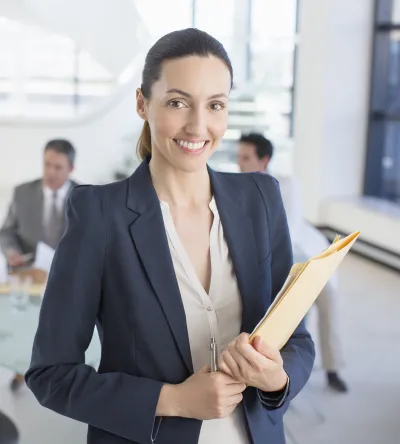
[293,0,374,224]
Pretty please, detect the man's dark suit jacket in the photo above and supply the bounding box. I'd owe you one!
[26,159,315,444]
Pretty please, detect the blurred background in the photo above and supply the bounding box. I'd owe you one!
[0,0,399,443]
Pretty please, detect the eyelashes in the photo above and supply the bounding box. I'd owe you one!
[210,102,225,111]
[167,100,187,109]
[167,99,226,112]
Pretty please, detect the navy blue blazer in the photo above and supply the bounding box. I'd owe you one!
[26,159,315,444]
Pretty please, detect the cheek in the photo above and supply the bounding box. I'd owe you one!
[151,109,182,139]
[209,113,228,139]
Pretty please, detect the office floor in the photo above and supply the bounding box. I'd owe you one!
[0,253,399,444]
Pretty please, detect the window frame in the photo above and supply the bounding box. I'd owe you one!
[364,0,400,201]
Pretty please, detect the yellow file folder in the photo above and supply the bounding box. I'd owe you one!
[249,231,360,350]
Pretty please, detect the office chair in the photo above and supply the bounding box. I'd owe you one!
[0,412,19,444]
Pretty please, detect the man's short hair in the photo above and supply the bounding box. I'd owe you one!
[239,133,274,160]
[44,139,76,167]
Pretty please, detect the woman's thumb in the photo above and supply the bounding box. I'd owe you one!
[197,364,210,373]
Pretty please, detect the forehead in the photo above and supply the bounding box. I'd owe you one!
[152,55,231,98]
[44,149,68,163]
[239,142,257,155]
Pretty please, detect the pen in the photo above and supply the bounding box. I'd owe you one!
[210,337,218,372]
[21,253,34,262]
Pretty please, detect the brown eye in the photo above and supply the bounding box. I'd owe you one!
[168,100,187,109]
[210,102,225,111]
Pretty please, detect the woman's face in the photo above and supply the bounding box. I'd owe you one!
[137,55,231,173]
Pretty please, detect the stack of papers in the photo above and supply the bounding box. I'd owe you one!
[0,242,55,296]
[33,242,55,272]
[250,231,360,350]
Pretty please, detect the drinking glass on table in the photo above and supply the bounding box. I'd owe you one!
[9,274,32,311]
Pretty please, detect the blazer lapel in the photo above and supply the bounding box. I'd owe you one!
[209,168,261,334]
[126,161,193,374]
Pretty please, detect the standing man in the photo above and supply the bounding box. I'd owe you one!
[237,133,348,393]
[0,139,78,390]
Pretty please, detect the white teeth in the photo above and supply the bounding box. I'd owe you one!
[176,139,206,150]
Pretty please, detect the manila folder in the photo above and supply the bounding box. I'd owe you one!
[249,231,360,350]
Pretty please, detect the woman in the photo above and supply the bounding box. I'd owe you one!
[26,29,314,444]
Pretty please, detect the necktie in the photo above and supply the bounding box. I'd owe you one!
[45,191,62,249]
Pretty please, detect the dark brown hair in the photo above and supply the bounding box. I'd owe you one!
[239,133,274,160]
[45,139,76,167]
[137,28,233,160]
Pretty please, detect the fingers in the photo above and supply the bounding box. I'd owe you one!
[224,380,247,395]
[221,350,244,382]
[210,372,246,393]
[212,371,245,388]
[7,254,20,267]
[223,385,247,399]
[219,356,234,378]
[252,336,283,365]
[229,335,261,372]
[227,393,243,406]
[235,334,282,368]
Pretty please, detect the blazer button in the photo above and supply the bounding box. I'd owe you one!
[207,306,212,311]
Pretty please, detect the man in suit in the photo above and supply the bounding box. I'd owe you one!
[237,133,348,393]
[0,139,78,266]
[0,139,78,390]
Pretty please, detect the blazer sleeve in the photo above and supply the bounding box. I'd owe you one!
[25,185,164,444]
[0,190,22,254]
[253,174,315,417]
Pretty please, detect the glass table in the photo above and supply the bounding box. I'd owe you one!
[0,294,101,374]
[0,293,101,442]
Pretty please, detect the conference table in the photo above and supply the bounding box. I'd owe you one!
[0,292,101,443]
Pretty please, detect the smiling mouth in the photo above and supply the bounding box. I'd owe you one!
[173,139,209,153]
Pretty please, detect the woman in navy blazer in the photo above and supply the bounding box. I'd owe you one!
[26,29,315,444]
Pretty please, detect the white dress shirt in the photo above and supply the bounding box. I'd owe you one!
[160,197,250,444]
[42,180,71,230]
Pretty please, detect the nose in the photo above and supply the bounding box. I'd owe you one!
[185,107,207,137]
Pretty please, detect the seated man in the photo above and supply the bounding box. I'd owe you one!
[237,132,348,393]
[0,139,78,390]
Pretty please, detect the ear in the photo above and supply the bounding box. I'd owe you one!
[262,156,271,170]
[136,88,148,121]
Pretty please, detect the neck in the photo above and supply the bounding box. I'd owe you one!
[43,180,68,191]
[149,150,212,207]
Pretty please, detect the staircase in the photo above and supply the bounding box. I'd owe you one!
[209,89,272,172]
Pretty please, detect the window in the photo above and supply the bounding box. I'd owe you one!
[365,0,400,203]
[135,0,193,39]
[0,17,115,118]
[249,0,298,137]
[193,0,235,53]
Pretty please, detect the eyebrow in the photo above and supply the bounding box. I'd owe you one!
[166,88,228,100]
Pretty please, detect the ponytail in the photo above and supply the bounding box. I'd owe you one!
[136,121,152,160]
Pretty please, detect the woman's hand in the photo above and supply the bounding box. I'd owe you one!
[219,333,288,393]
[165,365,246,420]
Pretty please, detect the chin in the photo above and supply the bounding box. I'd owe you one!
[163,140,217,172]
[172,153,210,173]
